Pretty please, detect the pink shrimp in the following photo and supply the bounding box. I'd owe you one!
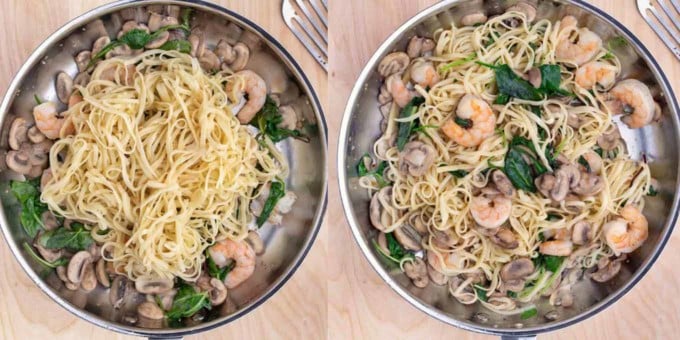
[208,238,256,289]
[33,102,73,139]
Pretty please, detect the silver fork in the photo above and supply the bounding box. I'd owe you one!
[638,0,680,60]
[282,0,328,72]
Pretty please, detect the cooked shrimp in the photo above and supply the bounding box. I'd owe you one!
[608,79,656,128]
[556,16,602,66]
[410,61,439,88]
[539,240,573,256]
[603,205,648,255]
[441,94,496,147]
[230,70,267,124]
[427,250,463,272]
[208,239,256,289]
[470,191,512,229]
[385,73,412,107]
[575,61,617,89]
[33,102,73,139]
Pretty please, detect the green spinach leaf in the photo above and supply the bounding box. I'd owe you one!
[504,148,536,192]
[440,53,477,72]
[520,307,538,319]
[534,254,565,273]
[11,179,47,237]
[474,285,488,302]
[648,185,658,197]
[256,180,286,228]
[250,96,307,143]
[454,117,472,129]
[159,39,192,54]
[494,64,542,101]
[39,223,93,252]
[166,281,211,322]
[206,251,236,281]
[449,170,469,178]
[396,96,426,151]
[22,242,69,269]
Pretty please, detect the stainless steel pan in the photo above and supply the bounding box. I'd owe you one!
[0,0,327,337]
[338,0,679,338]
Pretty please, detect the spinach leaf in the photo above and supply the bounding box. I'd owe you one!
[473,285,488,302]
[206,251,235,281]
[520,307,538,320]
[494,64,542,101]
[159,39,192,54]
[34,94,43,105]
[356,154,390,187]
[372,232,414,264]
[166,281,211,321]
[578,155,591,172]
[454,117,472,129]
[22,242,69,269]
[396,96,426,151]
[504,148,536,192]
[440,53,477,72]
[509,136,547,175]
[356,154,371,177]
[449,170,469,178]
[494,93,510,105]
[119,29,152,49]
[39,223,93,252]
[648,185,658,197]
[546,213,562,221]
[538,64,572,97]
[594,146,604,157]
[256,180,286,228]
[534,254,565,273]
[250,96,307,143]
[507,290,518,298]
[11,179,47,237]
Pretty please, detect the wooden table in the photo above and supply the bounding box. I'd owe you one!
[0,1,327,339]
[327,1,680,339]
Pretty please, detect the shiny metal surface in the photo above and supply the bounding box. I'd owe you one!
[282,0,329,71]
[338,0,679,337]
[637,0,680,61]
[0,0,327,337]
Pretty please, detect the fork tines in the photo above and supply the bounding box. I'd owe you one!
[638,0,680,60]
[282,0,328,72]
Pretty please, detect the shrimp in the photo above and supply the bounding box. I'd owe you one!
[603,205,648,255]
[608,79,656,128]
[427,250,463,273]
[33,102,73,140]
[441,94,496,147]
[230,70,267,124]
[207,239,256,289]
[575,61,617,89]
[539,240,573,256]
[556,16,602,66]
[469,190,512,229]
[410,61,439,88]
[385,73,412,107]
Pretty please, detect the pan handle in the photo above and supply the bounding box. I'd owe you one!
[501,336,537,340]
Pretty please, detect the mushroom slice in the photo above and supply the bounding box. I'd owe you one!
[461,12,488,26]
[406,36,436,58]
[549,286,574,307]
[110,276,132,308]
[500,257,534,281]
[228,42,250,72]
[27,126,46,144]
[571,221,592,245]
[393,223,422,251]
[189,32,205,57]
[427,264,448,285]
[34,239,62,262]
[377,52,410,78]
[245,230,265,255]
[506,0,537,22]
[403,257,429,288]
[67,251,93,284]
[96,258,111,288]
[8,117,29,150]
[581,151,602,173]
[572,172,604,196]
[135,276,174,294]
[145,30,169,49]
[215,40,236,64]
[398,141,436,177]
[6,150,32,175]
[80,262,98,291]
[278,105,297,130]
[535,173,556,198]
[41,211,59,230]
[597,128,621,150]
[147,12,164,31]
[490,227,519,249]
[137,301,164,320]
[369,186,396,232]
[558,164,581,189]
[56,266,70,283]
[591,258,623,282]
[92,36,111,57]
[166,5,181,19]
[208,278,228,306]
[75,51,92,72]
[491,170,515,197]
[376,232,390,255]
[501,279,525,293]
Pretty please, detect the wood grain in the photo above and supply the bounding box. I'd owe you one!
[327,1,680,339]
[0,1,327,339]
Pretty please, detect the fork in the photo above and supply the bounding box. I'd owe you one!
[637,0,680,60]
[282,0,328,72]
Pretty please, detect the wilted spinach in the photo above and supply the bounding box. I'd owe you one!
[22,242,68,269]
[256,180,286,228]
[372,232,415,264]
[250,96,307,143]
[11,179,48,238]
[206,250,236,281]
[159,39,192,53]
[166,281,211,322]
[396,96,426,151]
[39,222,93,252]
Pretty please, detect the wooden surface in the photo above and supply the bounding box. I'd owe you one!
[0,1,327,339]
[327,1,680,340]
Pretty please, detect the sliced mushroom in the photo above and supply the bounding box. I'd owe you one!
[166,5,180,19]
[8,117,29,150]
[432,229,457,249]
[393,223,422,251]
[67,251,93,284]
[406,36,436,58]
[403,257,429,288]
[377,52,410,78]
[225,22,244,45]
[500,279,525,293]
[277,105,297,130]
[399,141,436,177]
[6,150,32,174]
[448,276,477,304]
[460,12,488,26]
[500,257,534,281]
[135,277,174,294]
[549,171,570,201]
[137,301,164,320]
[559,164,581,189]
[34,240,62,262]
[215,40,236,64]
[245,230,265,255]
[581,151,602,173]
[535,173,556,198]
[228,42,250,72]
[369,186,394,232]
[110,276,131,308]
[567,110,585,128]
[571,221,592,245]
[40,168,52,192]
[189,32,205,57]
[507,1,537,22]
[490,227,519,249]
[573,172,604,196]
[208,278,228,306]
[157,289,177,311]
[30,140,52,165]
[56,265,69,283]
[491,169,515,196]
[527,67,541,88]
[119,21,149,38]
[597,128,621,150]
[147,13,164,31]
[91,36,111,57]
[427,264,448,285]
[145,30,169,49]
[591,258,622,282]
[376,232,390,255]
[27,125,46,144]
[80,262,97,291]
[549,286,574,307]
[41,211,59,230]
[95,258,110,288]
[75,51,92,72]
